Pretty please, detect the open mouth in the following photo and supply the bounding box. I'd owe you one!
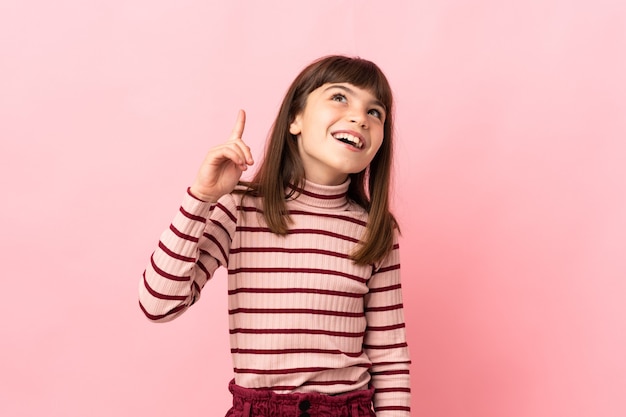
[332,132,363,149]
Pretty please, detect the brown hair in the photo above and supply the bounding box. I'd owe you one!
[242,55,398,265]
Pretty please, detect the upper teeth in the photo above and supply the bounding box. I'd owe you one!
[333,132,362,149]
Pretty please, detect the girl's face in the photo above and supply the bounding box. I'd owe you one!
[289,82,386,185]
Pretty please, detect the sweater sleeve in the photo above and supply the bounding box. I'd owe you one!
[364,232,412,416]
[139,189,238,322]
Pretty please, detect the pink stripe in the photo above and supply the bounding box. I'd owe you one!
[236,227,360,243]
[179,206,206,222]
[139,301,186,321]
[229,328,365,338]
[150,255,190,282]
[368,283,402,293]
[231,348,362,357]
[288,210,367,226]
[234,363,369,375]
[228,287,363,298]
[239,205,367,226]
[376,264,401,273]
[209,218,231,239]
[228,267,367,283]
[288,184,346,200]
[198,249,221,267]
[142,273,186,301]
[196,258,211,278]
[204,233,227,262]
[230,247,350,259]
[229,308,364,317]
[169,224,199,242]
[234,366,331,375]
[365,303,403,312]
[158,241,195,263]
[216,202,237,222]
[366,323,406,331]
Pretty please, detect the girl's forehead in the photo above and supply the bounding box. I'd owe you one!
[314,82,383,101]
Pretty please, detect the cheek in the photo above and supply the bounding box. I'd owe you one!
[372,130,385,152]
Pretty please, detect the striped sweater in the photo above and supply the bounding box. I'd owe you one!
[139,179,411,416]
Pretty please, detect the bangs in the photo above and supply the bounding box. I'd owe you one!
[298,56,393,113]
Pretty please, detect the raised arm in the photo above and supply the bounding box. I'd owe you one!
[139,110,254,322]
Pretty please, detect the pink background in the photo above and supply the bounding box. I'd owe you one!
[1,1,625,416]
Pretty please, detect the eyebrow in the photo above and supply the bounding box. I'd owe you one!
[323,84,387,112]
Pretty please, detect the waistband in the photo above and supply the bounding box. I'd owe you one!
[227,379,374,417]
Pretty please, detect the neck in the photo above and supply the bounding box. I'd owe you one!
[287,178,351,210]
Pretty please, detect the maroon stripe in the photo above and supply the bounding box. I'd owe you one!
[363,342,408,350]
[238,205,367,226]
[376,264,401,273]
[229,328,365,338]
[375,387,411,393]
[142,273,187,301]
[239,205,262,213]
[198,249,222,267]
[302,379,361,387]
[229,308,364,318]
[288,210,367,226]
[231,348,362,357]
[215,202,237,222]
[228,287,363,298]
[228,267,366,283]
[234,363,370,375]
[150,255,190,282]
[230,247,350,259]
[235,227,360,243]
[186,187,206,202]
[169,224,199,243]
[375,406,411,412]
[368,283,402,293]
[262,385,297,391]
[287,184,346,200]
[238,381,364,391]
[372,360,412,367]
[370,369,410,376]
[179,206,206,222]
[196,259,211,279]
[209,218,231,239]
[290,228,359,243]
[366,323,406,331]
[158,241,195,263]
[365,303,403,312]
[139,300,186,321]
[204,233,228,262]
[234,366,331,375]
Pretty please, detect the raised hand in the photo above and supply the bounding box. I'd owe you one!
[190,110,254,202]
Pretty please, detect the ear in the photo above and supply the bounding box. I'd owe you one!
[289,113,302,135]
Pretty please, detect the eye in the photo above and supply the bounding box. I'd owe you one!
[331,93,347,103]
[368,108,384,120]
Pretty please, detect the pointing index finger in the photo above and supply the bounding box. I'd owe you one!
[231,109,246,140]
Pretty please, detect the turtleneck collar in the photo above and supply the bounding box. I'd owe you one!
[286,178,351,210]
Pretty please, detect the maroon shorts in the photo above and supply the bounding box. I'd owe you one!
[225,380,376,417]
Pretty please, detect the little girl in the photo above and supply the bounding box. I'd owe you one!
[140,55,411,417]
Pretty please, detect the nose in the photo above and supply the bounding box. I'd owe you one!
[348,108,369,128]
